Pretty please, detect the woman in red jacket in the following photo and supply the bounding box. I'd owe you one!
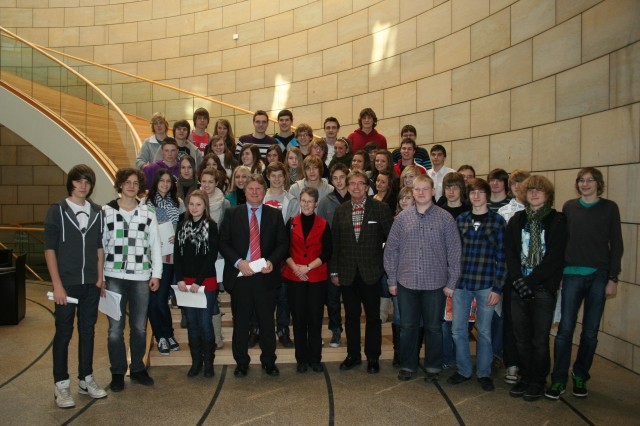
[282,187,332,373]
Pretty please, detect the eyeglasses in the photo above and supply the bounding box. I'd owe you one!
[348,181,367,187]
[577,178,596,183]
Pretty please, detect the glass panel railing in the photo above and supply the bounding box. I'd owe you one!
[0,28,140,171]
[0,225,47,281]
[39,46,280,142]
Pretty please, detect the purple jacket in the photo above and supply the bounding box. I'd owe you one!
[144,160,180,190]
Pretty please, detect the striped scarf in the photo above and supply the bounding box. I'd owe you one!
[524,204,552,268]
[177,218,210,256]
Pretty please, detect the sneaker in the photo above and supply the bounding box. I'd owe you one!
[545,382,566,400]
[447,372,471,385]
[130,370,154,386]
[478,377,495,391]
[157,338,170,355]
[397,369,414,381]
[504,365,519,384]
[167,337,180,351]
[523,383,544,401]
[54,380,75,408]
[572,373,588,398]
[424,372,440,383]
[509,381,529,398]
[79,374,107,399]
[329,328,341,348]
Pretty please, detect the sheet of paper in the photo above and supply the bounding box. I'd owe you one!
[237,258,267,277]
[171,285,207,308]
[47,291,78,304]
[158,222,175,256]
[98,290,122,320]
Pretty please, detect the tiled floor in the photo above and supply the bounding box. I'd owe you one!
[1,282,639,425]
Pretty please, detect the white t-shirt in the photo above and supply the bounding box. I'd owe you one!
[66,199,91,231]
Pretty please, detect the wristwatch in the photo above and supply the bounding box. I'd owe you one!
[307,264,311,271]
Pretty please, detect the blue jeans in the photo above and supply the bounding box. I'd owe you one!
[552,270,608,384]
[380,274,400,325]
[106,278,150,374]
[185,290,217,341]
[53,284,100,383]
[148,263,174,341]
[398,285,446,373]
[442,321,455,366]
[452,287,494,378]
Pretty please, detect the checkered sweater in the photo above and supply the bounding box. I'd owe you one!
[456,210,507,294]
[103,200,162,281]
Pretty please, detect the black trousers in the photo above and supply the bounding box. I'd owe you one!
[502,282,519,367]
[230,276,276,366]
[340,270,381,360]
[326,282,342,331]
[510,288,556,385]
[53,284,100,383]
[288,280,328,364]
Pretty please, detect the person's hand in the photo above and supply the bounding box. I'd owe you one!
[388,285,397,296]
[53,286,68,305]
[443,287,454,298]
[605,280,618,297]
[331,275,340,286]
[149,278,160,292]
[96,279,106,297]
[238,260,254,277]
[177,280,188,292]
[512,278,534,300]
[487,291,501,306]
[189,283,200,293]
[261,260,273,274]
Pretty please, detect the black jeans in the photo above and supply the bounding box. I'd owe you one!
[502,282,519,367]
[288,280,328,364]
[53,284,100,383]
[341,270,381,360]
[510,288,556,385]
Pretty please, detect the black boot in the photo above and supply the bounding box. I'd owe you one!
[203,339,216,378]
[392,323,400,367]
[187,337,203,377]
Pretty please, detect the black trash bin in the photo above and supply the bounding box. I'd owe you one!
[0,254,26,325]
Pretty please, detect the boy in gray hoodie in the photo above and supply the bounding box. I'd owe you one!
[44,164,107,408]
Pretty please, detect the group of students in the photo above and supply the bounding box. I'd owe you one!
[45,106,622,409]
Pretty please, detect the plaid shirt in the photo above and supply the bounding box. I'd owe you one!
[456,210,507,294]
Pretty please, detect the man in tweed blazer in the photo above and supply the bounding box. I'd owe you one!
[330,170,393,374]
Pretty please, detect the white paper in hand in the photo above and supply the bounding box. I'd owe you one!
[158,222,175,256]
[171,285,207,308]
[47,291,78,304]
[99,290,122,321]
[237,258,267,277]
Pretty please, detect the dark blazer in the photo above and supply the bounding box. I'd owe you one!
[504,209,567,294]
[330,197,393,286]
[219,203,289,293]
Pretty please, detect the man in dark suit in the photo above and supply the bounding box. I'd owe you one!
[330,170,393,373]
[219,174,289,377]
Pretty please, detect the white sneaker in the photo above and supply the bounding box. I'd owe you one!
[504,366,519,384]
[158,337,170,355]
[79,374,107,399]
[54,380,75,408]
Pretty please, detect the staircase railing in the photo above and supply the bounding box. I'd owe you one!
[0,27,140,171]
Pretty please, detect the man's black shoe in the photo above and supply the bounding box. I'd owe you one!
[509,381,529,398]
[109,374,124,392]
[478,377,495,391]
[367,359,380,374]
[278,331,294,348]
[130,370,154,386]
[523,383,544,401]
[296,363,308,373]
[397,369,414,381]
[234,364,249,378]
[310,362,324,373]
[424,372,440,383]
[447,372,471,385]
[262,363,280,376]
[339,356,362,370]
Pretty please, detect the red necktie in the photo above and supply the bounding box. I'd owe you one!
[249,207,261,261]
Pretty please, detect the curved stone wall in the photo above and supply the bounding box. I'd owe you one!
[1,0,639,372]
